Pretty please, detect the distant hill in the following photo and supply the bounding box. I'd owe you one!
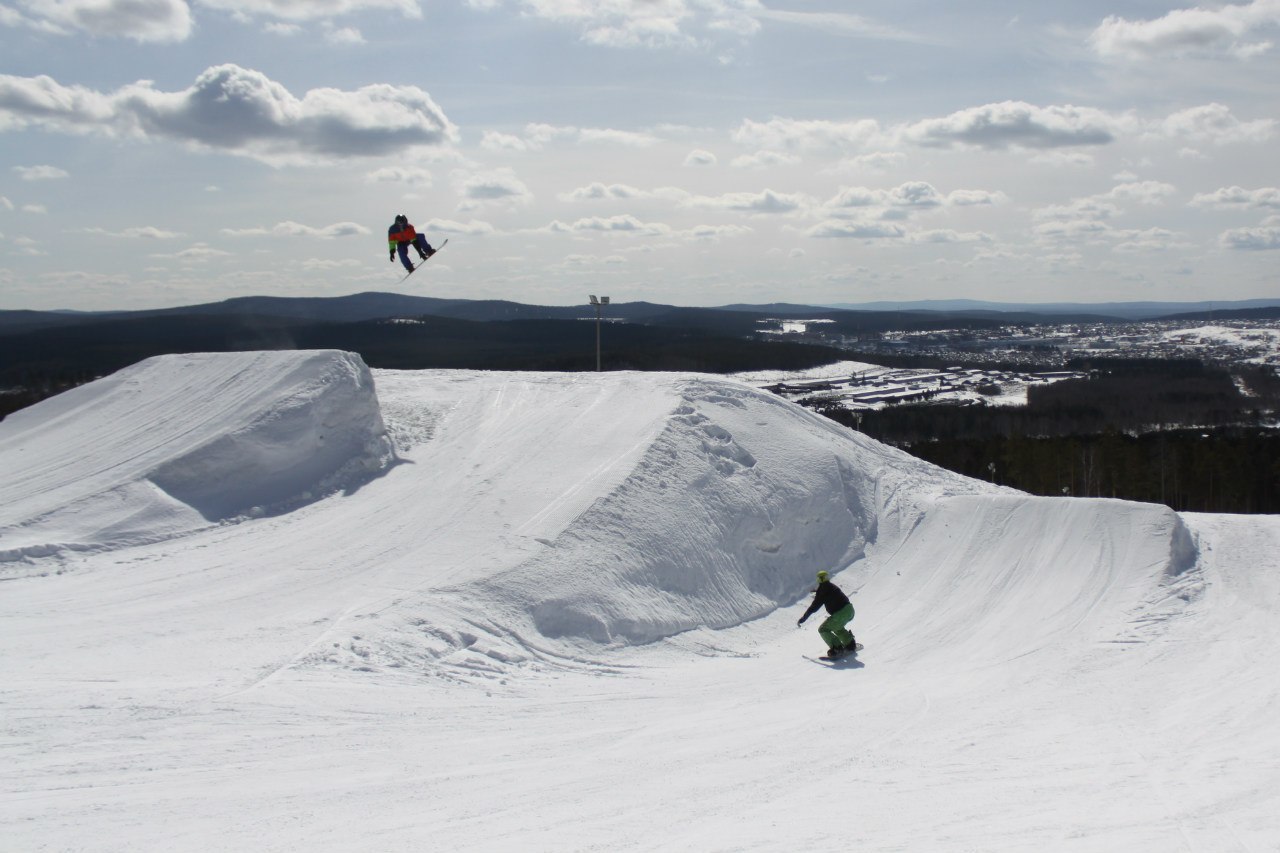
[0,310,849,388]
[1155,306,1280,322]
[827,298,1280,321]
[0,308,130,332]
[11,294,1279,328]
[0,293,684,327]
[2,292,1087,338]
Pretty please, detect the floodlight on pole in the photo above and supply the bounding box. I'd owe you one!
[589,295,609,371]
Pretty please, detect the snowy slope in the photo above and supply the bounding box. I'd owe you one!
[0,350,392,566]
[2,350,1278,851]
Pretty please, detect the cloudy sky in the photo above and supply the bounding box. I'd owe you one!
[1,0,1278,310]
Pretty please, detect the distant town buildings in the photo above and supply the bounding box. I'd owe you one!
[753,318,1279,412]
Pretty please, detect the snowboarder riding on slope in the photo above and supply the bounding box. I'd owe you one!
[388,214,435,273]
[797,570,856,658]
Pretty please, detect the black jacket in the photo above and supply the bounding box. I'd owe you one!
[800,580,850,623]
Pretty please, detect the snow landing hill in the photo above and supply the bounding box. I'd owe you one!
[2,350,1277,851]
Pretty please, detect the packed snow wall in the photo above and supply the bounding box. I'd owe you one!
[0,350,394,565]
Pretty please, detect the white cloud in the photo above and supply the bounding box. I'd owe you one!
[1108,180,1178,205]
[11,235,46,255]
[1034,199,1120,223]
[1191,185,1280,208]
[824,178,936,211]
[1090,0,1280,61]
[323,25,365,44]
[0,196,13,210]
[1160,103,1276,144]
[1032,183,1187,251]
[1033,218,1114,240]
[730,150,802,169]
[819,182,1001,220]
[468,2,935,51]
[455,168,533,205]
[469,0,758,50]
[425,218,496,235]
[366,166,433,186]
[1219,222,1280,249]
[832,152,905,174]
[1035,181,1175,224]
[558,182,688,203]
[577,127,661,147]
[684,223,752,241]
[13,165,70,180]
[683,149,717,166]
[481,131,529,152]
[151,242,230,260]
[910,229,993,244]
[947,189,1008,206]
[805,220,906,239]
[754,9,928,43]
[86,226,182,238]
[561,182,640,202]
[545,215,671,236]
[199,0,422,23]
[683,189,808,215]
[221,220,370,238]
[1029,151,1095,168]
[301,258,363,270]
[560,253,627,267]
[0,65,458,165]
[737,102,1128,156]
[732,116,880,151]
[900,101,1123,150]
[1112,227,1188,252]
[518,123,661,149]
[5,0,193,43]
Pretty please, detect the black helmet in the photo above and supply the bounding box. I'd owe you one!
[395,214,407,223]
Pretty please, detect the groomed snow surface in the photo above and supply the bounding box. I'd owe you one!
[2,350,1277,851]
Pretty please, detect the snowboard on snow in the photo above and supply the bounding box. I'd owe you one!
[398,238,448,282]
[806,642,863,664]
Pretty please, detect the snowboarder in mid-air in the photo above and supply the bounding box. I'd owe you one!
[387,214,436,273]
[797,570,857,659]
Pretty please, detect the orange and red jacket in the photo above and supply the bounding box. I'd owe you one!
[387,223,417,249]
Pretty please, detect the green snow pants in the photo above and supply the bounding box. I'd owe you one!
[818,604,855,649]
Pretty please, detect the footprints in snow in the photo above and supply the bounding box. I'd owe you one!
[671,401,756,477]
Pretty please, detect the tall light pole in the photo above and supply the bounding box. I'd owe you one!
[589,295,609,372]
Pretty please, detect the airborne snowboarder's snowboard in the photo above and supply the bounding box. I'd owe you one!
[398,238,448,282]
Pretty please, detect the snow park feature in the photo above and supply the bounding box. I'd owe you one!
[1,350,1277,851]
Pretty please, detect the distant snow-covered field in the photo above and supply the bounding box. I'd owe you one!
[1164,324,1280,365]
[2,351,1277,851]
